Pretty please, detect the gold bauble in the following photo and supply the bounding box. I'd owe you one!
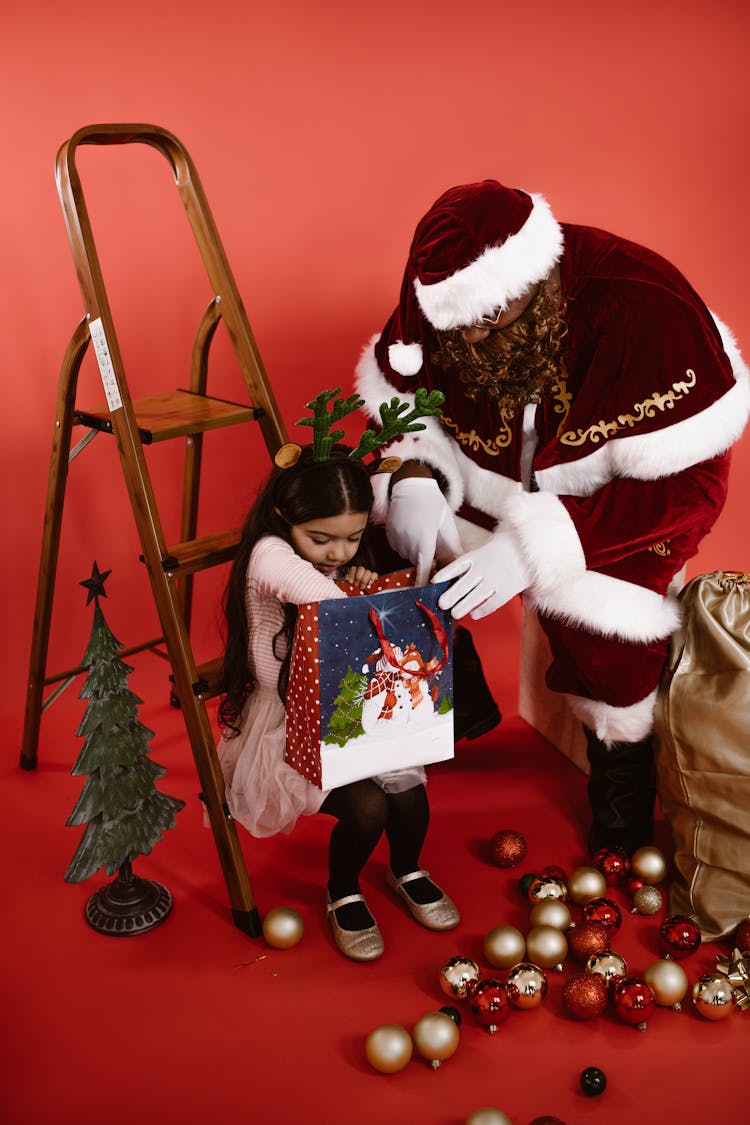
[483,925,526,969]
[261,906,304,949]
[525,924,568,970]
[412,1010,460,1068]
[527,874,567,905]
[365,1024,413,1073]
[466,1110,513,1125]
[630,846,668,885]
[507,961,548,1009]
[439,956,481,999]
[644,959,689,1009]
[567,866,608,905]
[692,974,737,1021]
[587,949,628,986]
[631,885,663,915]
[529,899,572,932]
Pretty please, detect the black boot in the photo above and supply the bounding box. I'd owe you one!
[584,727,656,856]
[452,625,502,742]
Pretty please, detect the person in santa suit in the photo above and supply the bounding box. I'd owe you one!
[355,179,750,855]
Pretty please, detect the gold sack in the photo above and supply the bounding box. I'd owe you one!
[654,571,750,940]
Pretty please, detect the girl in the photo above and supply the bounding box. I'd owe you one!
[218,445,458,962]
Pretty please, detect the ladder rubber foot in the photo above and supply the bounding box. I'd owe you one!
[20,754,38,771]
[232,906,262,938]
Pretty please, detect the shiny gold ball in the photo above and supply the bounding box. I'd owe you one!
[439,955,481,999]
[631,846,668,885]
[365,1024,413,1073]
[261,906,304,949]
[413,1010,460,1067]
[483,925,526,968]
[567,865,608,905]
[692,974,737,1021]
[507,961,548,1009]
[525,924,568,970]
[527,874,568,905]
[644,959,689,1008]
[466,1110,513,1125]
[529,899,572,932]
[587,949,628,986]
[631,885,663,915]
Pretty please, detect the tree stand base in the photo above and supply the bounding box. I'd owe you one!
[85,869,173,936]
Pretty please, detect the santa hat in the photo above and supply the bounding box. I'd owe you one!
[385,180,564,378]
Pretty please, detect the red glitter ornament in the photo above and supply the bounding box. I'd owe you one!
[734,917,750,952]
[593,846,631,885]
[613,976,655,1030]
[469,978,514,1032]
[568,920,610,963]
[660,915,701,960]
[490,829,527,868]
[583,897,622,933]
[562,972,608,1020]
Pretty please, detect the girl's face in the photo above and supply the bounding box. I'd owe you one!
[289,510,369,576]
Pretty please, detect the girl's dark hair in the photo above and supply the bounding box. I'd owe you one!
[218,445,374,736]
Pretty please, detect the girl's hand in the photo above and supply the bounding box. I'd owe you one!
[342,565,378,590]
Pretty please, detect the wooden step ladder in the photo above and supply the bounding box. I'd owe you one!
[21,124,289,938]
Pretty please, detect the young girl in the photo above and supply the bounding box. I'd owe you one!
[218,445,458,962]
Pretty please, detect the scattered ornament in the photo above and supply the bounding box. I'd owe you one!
[583,896,622,933]
[644,959,689,1009]
[567,865,607,905]
[562,972,608,1020]
[625,874,645,895]
[365,1024,413,1073]
[469,979,514,1033]
[525,924,568,971]
[519,871,538,897]
[539,864,567,881]
[631,885,663,915]
[612,976,656,1030]
[580,1066,607,1097]
[439,1005,462,1027]
[716,947,750,1012]
[490,828,527,868]
[529,1118,567,1124]
[630,845,668,885]
[660,915,701,960]
[506,962,548,1009]
[413,1010,460,1068]
[568,920,609,963]
[465,1109,513,1125]
[692,973,738,1021]
[261,906,304,949]
[484,924,526,969]
[527,874,568,905]
[733,917,750,952]
[439,956,481,1000]
[530,898,572,932]
[593,845,630,885]
[586,949,628,987]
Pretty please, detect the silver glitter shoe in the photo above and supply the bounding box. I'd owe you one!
[326,892,384,962]
[385,868,460,931]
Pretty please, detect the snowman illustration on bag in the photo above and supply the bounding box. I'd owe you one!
[361,603,447,734]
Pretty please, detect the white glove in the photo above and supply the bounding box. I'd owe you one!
[387,477,463,587]
[432,531,528,620]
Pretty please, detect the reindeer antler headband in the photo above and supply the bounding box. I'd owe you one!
[274,386,445,472]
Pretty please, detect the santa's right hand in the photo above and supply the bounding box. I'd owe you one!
[386,477,462,587]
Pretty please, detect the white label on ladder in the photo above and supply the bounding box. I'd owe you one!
[89,318,123,412]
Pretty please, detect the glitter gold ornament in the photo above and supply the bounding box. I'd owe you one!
[568,920,609,963]
[261,906,304,949]
[586,949,628,987]
[631,885,663,915]
[527,874,568,905]
[529,899,572,932]
[413,1010,460,1068]
[439,956,481,1000]
[630,845,668,885]
[525,924,568,970]
[643,959,689,1009]
[692,973,737,1020]
[567,866,608,905]
[490,828,527,868]
[562,971,608,1019]
[365,1024,413,1073]
[507,962,548,1009]
[483,924,526,969]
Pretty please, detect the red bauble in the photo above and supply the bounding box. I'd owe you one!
[660,915,701,960]
[562,972,608,1020]
[734,917,750,952]
[490,829,527,868]
[529,1118,568,1124]
[625,875,645,895]
[539,864,567,881]
[567,920,610,963]
[612,976,655,1030]
[469,979,514,1031]
[593,846,631,885]
[583,897,622,933]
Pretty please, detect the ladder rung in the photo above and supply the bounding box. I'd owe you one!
[171,656,224,700]
[145,527,242,575]
[75,390,263,444]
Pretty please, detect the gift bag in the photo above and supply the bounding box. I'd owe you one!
[285,570,454,790]
[653,570,750,940]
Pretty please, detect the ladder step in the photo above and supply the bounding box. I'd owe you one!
[150,527,242,576]
[75,390,263,444]
[171,655,224,701]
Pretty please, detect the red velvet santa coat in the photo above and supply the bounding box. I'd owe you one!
[356,224,750,743]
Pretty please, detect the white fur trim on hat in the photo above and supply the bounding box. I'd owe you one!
[414,194,564,331]
[388,340,423,377]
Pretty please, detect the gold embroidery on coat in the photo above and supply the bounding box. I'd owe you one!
[441,409,515,455]
[551,370,572,433]
[649,541,671,557]
[559,369,697,447]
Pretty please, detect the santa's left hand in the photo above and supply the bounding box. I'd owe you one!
[432,532,528,620]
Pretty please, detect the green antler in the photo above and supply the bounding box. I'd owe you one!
[296,387,365,462]
[349,387,445,460]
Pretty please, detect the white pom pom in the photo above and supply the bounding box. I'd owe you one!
[388,341,423,377]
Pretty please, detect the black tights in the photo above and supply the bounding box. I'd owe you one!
[319,780,439,928]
